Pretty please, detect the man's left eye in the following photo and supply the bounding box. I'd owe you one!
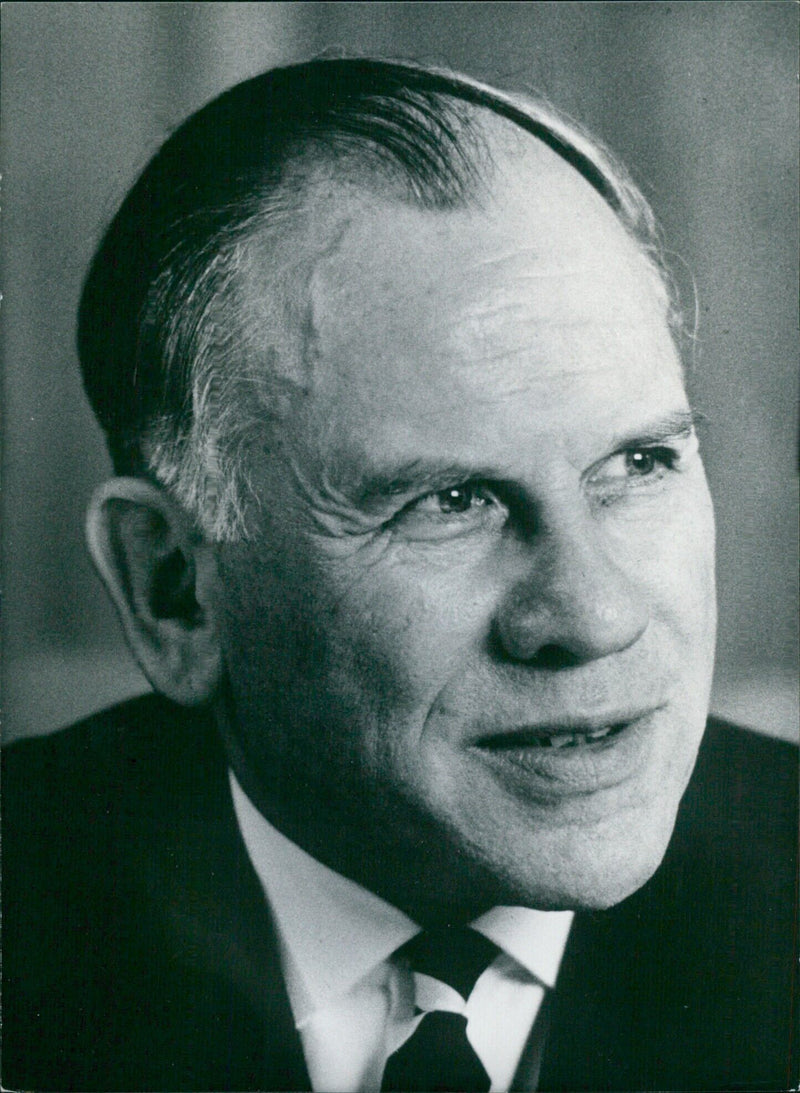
[623,447,677,477]
[595,445,679,483]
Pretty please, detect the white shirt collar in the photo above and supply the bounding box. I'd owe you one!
[230,771,573,1026]
[472,905,573,988]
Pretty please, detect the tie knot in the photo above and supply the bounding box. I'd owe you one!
[397,926,499,1001]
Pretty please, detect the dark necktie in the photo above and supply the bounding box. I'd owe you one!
[381,927,499,1093]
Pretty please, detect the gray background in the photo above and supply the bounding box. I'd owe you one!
[3,2,798,743]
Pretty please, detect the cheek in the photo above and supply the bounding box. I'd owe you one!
[618,479,717,643]
[219,534,497,733]
[664,491,717,644]
[335,561,496,708]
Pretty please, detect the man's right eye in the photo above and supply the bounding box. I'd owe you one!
[392,483,508,541]
[429,484,491,514]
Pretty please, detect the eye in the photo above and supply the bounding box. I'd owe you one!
[432,484,491,515]
[624,446,677,477]
[589,443,684,493]
[392,482,508,542]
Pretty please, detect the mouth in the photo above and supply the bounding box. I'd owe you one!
[469,707,665,796]
[476,720,629,750]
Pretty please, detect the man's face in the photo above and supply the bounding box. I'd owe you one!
[216,138,716,917]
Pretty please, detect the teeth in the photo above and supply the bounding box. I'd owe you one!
[547,733,580,748]
[534,725,616,748]
[585,725,614,741]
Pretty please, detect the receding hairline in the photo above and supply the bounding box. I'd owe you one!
[77,57,681,541]
[231,110,670,400]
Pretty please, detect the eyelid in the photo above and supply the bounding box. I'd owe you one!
[388,480,508,542]
[407,479,499,511]
[585,428,698,480]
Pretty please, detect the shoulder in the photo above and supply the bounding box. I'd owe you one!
[657,718,797,1001]
[2,696,293,1090]
[3,694,224,973]
[696,715,796,791]
[3,691,218,783]
[677,717,797,867]
[3,694,222,837]
[3,693,229,934]
[3,692,223,938]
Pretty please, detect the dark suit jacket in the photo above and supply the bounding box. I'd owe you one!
[3,695,797,1091]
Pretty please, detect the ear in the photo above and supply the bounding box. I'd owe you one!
[86,478,224,706]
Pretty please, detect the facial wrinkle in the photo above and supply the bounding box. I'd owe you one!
[281,444,389,543]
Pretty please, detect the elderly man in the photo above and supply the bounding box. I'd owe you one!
[3,58,796,1092]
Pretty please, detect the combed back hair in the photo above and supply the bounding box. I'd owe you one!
[78,56,681,541]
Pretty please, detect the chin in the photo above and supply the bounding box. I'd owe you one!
[513,855,666,913]
[500,804,682,913]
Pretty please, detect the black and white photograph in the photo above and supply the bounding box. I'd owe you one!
[2,4,798,1090]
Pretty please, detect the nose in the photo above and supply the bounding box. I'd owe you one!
[495,522,649,667]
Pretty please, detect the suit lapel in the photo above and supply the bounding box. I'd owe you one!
[534,905,646,1092]
[137,714,311,1090]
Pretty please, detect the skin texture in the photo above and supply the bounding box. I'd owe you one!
[210,134,717,922]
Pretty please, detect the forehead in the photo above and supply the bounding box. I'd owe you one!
[306,140,667,341]
[246,136,684,462]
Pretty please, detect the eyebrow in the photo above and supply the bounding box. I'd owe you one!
[352,461,496,508]
[608,408,705,450]
[347,408,705,508]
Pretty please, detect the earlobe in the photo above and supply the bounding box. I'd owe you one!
[86,478,223,705]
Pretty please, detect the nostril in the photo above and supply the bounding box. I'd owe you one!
[530,643,582,670]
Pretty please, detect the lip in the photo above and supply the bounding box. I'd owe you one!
[470,706,664,798]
